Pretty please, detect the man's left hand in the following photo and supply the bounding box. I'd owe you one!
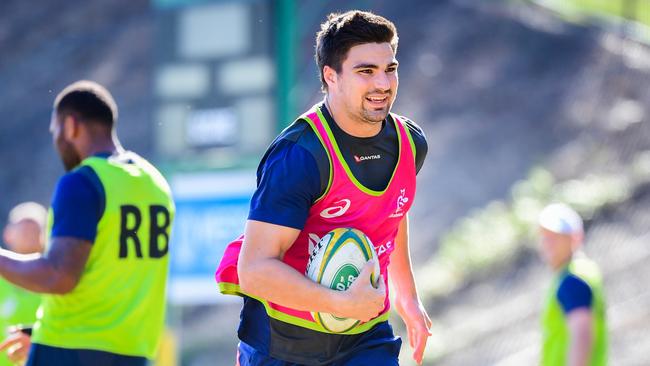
[395,297,432,365]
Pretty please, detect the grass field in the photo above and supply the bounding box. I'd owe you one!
[531,0,650,29]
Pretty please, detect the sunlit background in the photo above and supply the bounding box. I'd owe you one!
[1,0,649,365]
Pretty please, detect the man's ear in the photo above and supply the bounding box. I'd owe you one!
[323,65,338,90]
[571,232,584,251]
[63,115,79,140]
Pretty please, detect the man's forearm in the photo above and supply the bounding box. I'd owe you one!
[389,216,420,302]
[568,333,593,366]
[239,257,343,315]
[390,258,419,303]
[567,308,594,366]
[0,249,68,293]
[238,220,386,322]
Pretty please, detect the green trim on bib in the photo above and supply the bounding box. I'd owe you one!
[217,282,390,334]
[400,116,417,164]
[300,115,334,203]
[315,108,402,197]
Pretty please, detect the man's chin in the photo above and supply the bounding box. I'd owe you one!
[365,113,388,124]
[362,108,389,123]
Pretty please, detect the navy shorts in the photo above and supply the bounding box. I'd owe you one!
[237,322,402,366]
[26,343,148,366]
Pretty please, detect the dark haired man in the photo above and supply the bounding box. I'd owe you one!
[0,81,174,366]
[216,10,431,365]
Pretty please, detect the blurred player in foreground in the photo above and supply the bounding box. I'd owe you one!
[0,81,174,366]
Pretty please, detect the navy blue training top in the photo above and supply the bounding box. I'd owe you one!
[50,154,108,242]
[248,103,427,230]
[557,272,593,314]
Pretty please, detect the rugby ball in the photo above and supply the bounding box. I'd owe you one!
[305,228,380,333]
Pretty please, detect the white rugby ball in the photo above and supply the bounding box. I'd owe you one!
[305,227,380,333]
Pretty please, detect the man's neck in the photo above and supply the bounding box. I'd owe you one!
[79,138,121,160]
[325,96,382,138]
[553,256,574,272]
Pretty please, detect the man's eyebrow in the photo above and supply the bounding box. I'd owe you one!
[352,63,379,69]
[352,61,399,69]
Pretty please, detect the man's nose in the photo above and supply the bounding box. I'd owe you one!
[373,72,390,91]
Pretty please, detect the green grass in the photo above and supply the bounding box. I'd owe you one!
[573,0,650,27]
[531,0,650,31]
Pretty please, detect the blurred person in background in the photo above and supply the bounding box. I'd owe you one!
[538,203,607,366]
[0,202,46,365]
[0,81,174,366]
[216,10,431,366]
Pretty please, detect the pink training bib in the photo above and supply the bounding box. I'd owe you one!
[215,104,417,334]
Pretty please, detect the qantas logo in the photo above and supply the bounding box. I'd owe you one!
[353,154,381,163]
[320,199,351,218]
[377,241,393,256]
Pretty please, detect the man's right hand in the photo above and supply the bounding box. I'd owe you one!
[0,330,31,365]
[334,260,386,322]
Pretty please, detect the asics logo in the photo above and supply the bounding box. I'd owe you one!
[320,199,351,218]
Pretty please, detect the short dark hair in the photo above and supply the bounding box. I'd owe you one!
[54,80,118,128]
[315,10,398,91]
